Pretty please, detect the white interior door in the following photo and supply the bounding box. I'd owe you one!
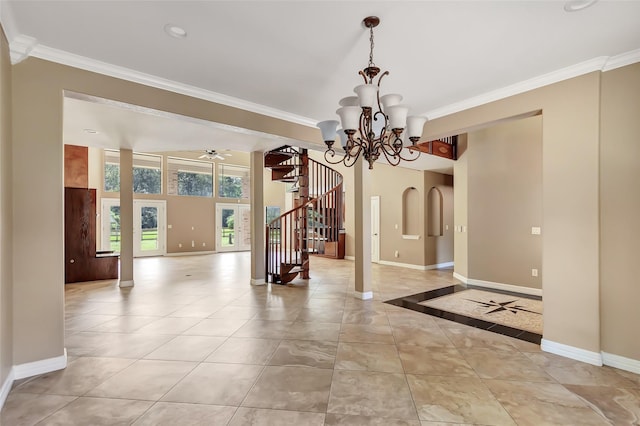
[217,203,251,252]
[101,198,121,253]
[133,200,166,257]
[101,199,166,257]
[371,196,380,263]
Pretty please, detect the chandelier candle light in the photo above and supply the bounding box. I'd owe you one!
[318,16,427,169]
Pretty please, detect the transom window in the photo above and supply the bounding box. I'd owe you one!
[167,157,214,197]
[104,150,162,194]
[218,164,250,199]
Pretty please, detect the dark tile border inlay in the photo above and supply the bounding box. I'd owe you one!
[384,285,542,345]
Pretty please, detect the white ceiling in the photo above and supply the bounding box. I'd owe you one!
[3,1,640,173]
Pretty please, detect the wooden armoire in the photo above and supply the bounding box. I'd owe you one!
[64,187,118,283]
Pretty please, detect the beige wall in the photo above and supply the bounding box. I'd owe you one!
[467,116,542,289]
[454,135,469,278]
[600,62,640,361]
[426,73,602,353]
[372,164,424,265]
[7,48,640,369]
[11,57,319,365]
[310,149,454,267]
[0,25,13,390]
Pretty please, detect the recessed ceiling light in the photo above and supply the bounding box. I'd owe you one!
[164,24,187,39]
[83,128,98,134]
[564,0,599,12]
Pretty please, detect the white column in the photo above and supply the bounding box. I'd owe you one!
[119,149,134,288]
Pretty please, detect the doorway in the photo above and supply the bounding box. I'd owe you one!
[371,196,380,263]
[216,203,251,252]
[101,199,166,257]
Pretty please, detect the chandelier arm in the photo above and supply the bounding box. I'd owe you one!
[372,110,388,140]
[378,146,402,167]
[358,70,369,84]
[348,136,365,159]
[379,142,400,158]
[342,153,361,168]
[395,147,422,162]
[376,70,389,88]
[323,148,349,166]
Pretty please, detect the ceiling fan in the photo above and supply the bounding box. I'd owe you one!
[198,150,231,160]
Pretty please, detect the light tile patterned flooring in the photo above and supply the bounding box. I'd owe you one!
[2,253,639,425]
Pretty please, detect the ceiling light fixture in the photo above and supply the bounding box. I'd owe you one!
[564,0,599,12]
[317,16,425,169]
[164,24,187,39]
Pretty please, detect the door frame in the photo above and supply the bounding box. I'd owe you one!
[216,203,251,252]
[100,198,167,257]
[133,200,166,257]
[371,196,380,263]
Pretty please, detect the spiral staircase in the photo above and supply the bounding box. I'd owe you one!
[264,146,344,284]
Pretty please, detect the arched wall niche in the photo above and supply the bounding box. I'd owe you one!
[402,187,420,236]
[427,186,443,237]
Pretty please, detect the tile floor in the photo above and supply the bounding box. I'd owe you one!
[2,252,639,425]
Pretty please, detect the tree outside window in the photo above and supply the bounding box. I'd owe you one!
[103,151,162,194]
[219,164,250,199]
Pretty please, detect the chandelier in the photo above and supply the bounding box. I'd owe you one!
[317,16,426,170]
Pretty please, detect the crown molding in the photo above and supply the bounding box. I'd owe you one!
[602,48,640,72]
[8,34,37,64]
[6,29,639,128]
[424,56,608,120]
[425,48,640,120]
[16,41,317,128]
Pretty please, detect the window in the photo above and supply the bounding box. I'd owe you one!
[218,164,250,199]
[104,150,162,194]
[266,206,281,224]
[167,157,214,197]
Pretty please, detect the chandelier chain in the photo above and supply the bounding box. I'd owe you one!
[368,25,375,69]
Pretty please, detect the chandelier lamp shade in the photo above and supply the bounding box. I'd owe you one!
[318,16,427,169]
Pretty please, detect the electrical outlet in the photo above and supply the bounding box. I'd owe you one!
[531,227,541,235]
[178,243,182,248]
[191,241,195,248]
[394,250,399,258]
[532,268,538,277]
[202,242,206,247]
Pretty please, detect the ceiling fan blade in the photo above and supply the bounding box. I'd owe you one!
[198,154,207,159]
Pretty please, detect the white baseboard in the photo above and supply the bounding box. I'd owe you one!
[13,348,68,380]
[541,339,603,366]
[0,367,15,411]
[427,261,454,270]
[453,272,468,284]
[250,278,266,286]
[165,250,216,257]
[119,280,134,288]
[378,260,454,271]
[466,277,542,297]
[344,256,355,261]
[354,291,373,300]
[602,352,640,374]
